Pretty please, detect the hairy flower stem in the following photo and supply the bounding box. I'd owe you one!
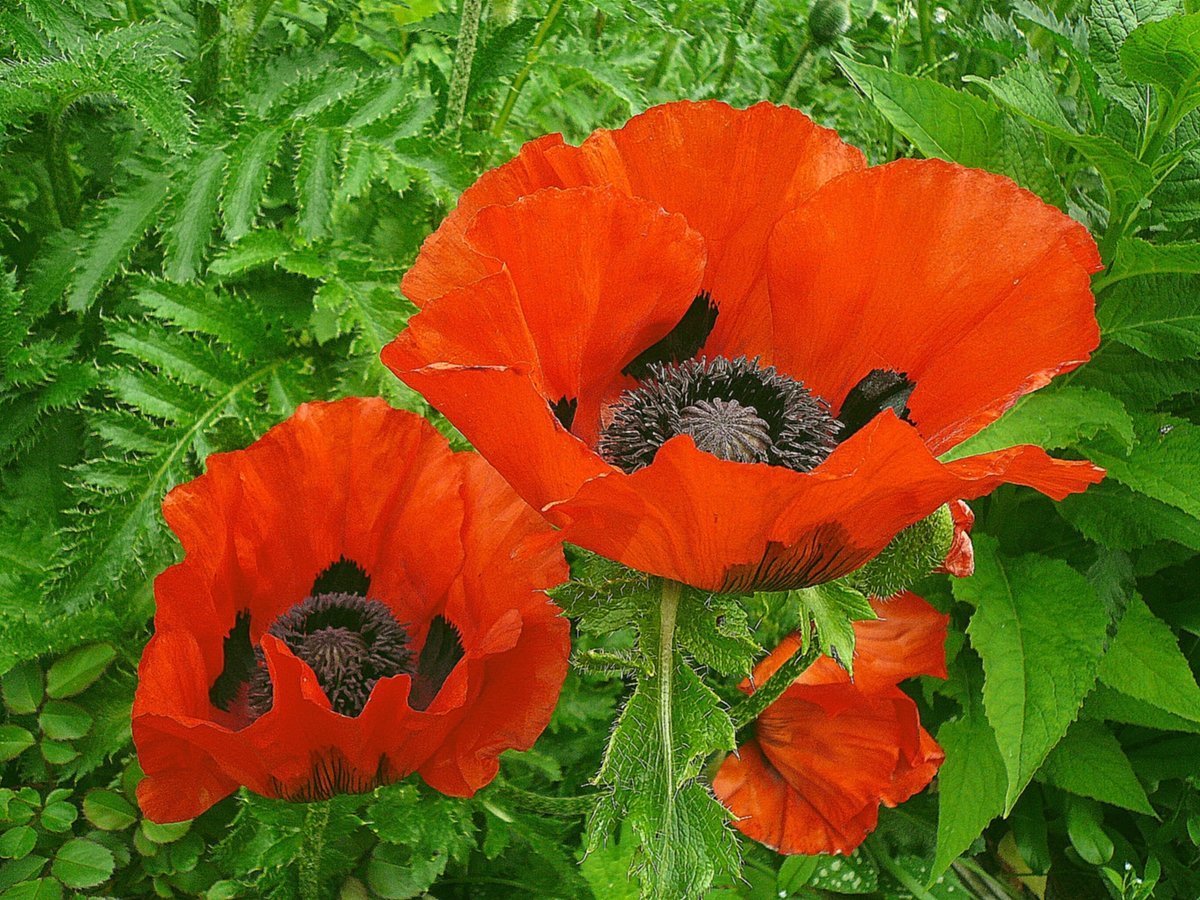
[729,636,819,729]
[446,0,485,136]
[657,579,682,814]
[490,778,601,817]
[298,799,330,900]
[715,0,758,95]
[492,0,565,137]
[776,37,812,106]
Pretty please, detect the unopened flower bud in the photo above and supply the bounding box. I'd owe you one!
[808,0,851,47]
[847,504,955,599]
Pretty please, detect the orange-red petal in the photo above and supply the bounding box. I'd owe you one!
[937,500,976,577]
[767,159,1102,454]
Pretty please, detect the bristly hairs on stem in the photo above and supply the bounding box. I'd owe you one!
[446,0,485,135]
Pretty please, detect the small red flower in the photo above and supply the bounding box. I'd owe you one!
[132,398,569,823]
[383,100,1104,593]
[712,592,948,855]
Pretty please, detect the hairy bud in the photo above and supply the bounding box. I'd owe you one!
[846,505,955,599]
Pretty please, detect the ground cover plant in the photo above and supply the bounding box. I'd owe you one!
[1,0,1200,897]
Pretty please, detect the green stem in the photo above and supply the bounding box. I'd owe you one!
[298,800,330,900]
[657,580,682,809]
[45,104,79,227]
[865,837,939,900]
[490,779,601,817]
[916,0,935,69]
[492,0,565,136]
[715,0,758,96]
[729,636,818,729]
[648,2,689,89]
[776,36,812,106]
[193,0,221,106]
[446,0,485,135]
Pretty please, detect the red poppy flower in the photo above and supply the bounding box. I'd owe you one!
[383,100,1104,592]
[712,591,947,855]
[132,398,569,823]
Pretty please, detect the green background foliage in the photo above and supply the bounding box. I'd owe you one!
[1,0,1199,896]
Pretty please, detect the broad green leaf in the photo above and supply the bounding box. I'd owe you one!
[38,803,75,834]
[139,819,190,845]
[943,387,1133,461]
[1076,341,1200,403]
[675,592,758,677]
[1,662,43,715]
[1098,274,1200,360]
[50,839,113,890]
[1098,595,1200,724]
[837,57,1065,205]
[1065,798,1113,865]
[1059,479,1200,551]
[1088,0,1182,88]
[806,851,878,893]
[955,537,1109,811]
[1086,416,1200,518]
[39,741,77,766]
[1123,14,1200,129]
[45,643,115,699]
[37,701,91,741]
[0,878,63,900]
[1084,682,1200,732]
[0,727,34,763]
[82,791,137,831]
[933,698,1008,879]
[1037,720,1153,813]
[966,60,1074,132]
[0,856,49,894]
[1101,240,1200,289]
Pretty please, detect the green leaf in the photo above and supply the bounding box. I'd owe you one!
[222,126,285,240]
[933,699,1008,879]
[1037,720,1154,813]
[1088,0,1181,88]
[65,170,171,311]
[0,728,34,763]
[675,592,758,677]
[1123,14,1200,129]
[140,819,190,845]
[955,537,1109,811]
[0,828,36,861]
[45,643,115,699]
[0,878,63,900]
[50,839,113,890]
[0,856,49,894]
[82,791,137,831]
[837,56,1065,205]
[1065,797,1113,865]
[38,802,75,835]
[1060,479,1200,551]
[806,850,878,893]
[944,387,1133,461]
[38,742,77,766]
[1,662,43,715]
[787,580,876,672]
[1099,595,1200,724]
[37,701,91,741]
[1086,416,1200,518]
[162,148,227,282]
[295,127,338,243]
[1101,240,1200,289]
[1098,273,1200,360]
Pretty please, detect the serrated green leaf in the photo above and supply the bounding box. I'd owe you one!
[1102,240,1200,289]
[1099,594,1200,725]
[0,828,36,861]
[787,581,876,672]
[1098,273,1200,360]
[39,741,77,766]
[933,698,1007,879]
[162,148,226,283]
[1087,416,1200,518]
[82,791,137,831]
[955,537,1108,812]
[675,591,758,677]
[1,662,43,715]
[295,127,338,243]
[38,802,75,834]
[50,839,113,890]
[45,643,115,699]
[222,126,285,240]
[837,56,1065,206]
[38,701,91,740]
[944,386,1133,461]
[65,170,170,312]
[1037,720,1153,813]
[0,877,63,900]
[0,728,34,764]
[1088,0,1181,88]
[1123,14,1200,129]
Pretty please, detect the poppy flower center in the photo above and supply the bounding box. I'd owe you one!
[248,592,412,718]
[600,356,841,474]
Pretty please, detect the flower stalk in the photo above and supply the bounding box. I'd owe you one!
[297,799,330,900]
[730,635,819,729]
[446,0,485,135]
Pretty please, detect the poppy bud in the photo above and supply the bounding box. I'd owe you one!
[847,504,955,599]
[808,0,851,47]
